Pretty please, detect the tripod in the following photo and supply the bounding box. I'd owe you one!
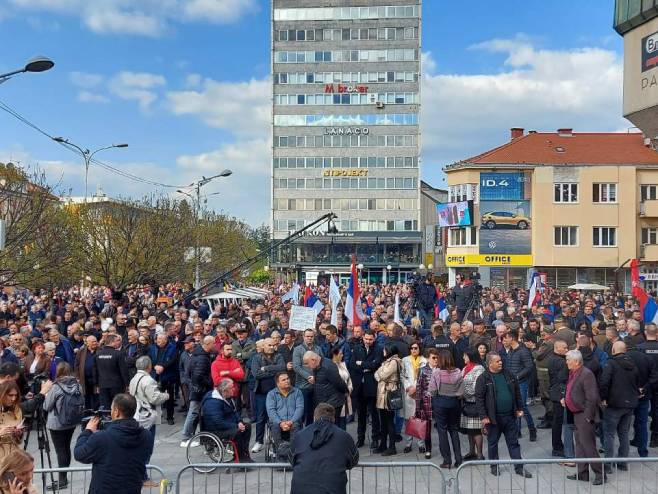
[23,408,56,492]
[461,286,482,323]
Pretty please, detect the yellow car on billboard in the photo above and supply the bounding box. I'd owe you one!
[481,211,531,230]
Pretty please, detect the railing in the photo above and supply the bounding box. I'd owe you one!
[176,461,448,494]
[32,464,168,493]
[453,457,658,494]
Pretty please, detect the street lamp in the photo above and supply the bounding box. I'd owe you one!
[419,264,426,271]
[0,55,55,83]
[181,170,233,290]
[53,137,128,202]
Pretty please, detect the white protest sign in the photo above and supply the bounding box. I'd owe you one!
[289,305,318,331]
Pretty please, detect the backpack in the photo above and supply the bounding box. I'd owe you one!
[55,381,85,427]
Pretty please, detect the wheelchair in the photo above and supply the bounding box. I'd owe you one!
[263,422,291,463]
[186,416,239,473]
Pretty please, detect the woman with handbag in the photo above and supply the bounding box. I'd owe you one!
[429,349,464,469]
[374,342,403,456]
[128,355,169,488]
[413,348,440,459]
[401,342,426,453]
[460,348,485,461]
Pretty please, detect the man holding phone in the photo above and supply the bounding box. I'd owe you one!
[474,352,532,478]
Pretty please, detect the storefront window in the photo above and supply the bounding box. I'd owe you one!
[357,244,381,263]
[576,268,606,285]
[556,268,577,290]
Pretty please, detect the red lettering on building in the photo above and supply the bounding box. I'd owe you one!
[324,84,369,94]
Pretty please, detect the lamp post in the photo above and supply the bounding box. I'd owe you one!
[52,137,128,202]
[179,170,233,290]
[0,56,55,84]
[386,264,392,285]
[357,263,364,283]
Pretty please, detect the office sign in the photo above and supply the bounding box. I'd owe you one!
[445,254,533,267]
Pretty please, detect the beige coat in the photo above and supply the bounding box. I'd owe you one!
[374,356,402,410]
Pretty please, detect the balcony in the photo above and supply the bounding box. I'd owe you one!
[641,200,658,217]
[641,244,658,260]
[615,0,658,35]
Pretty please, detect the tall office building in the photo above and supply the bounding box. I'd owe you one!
[271,1,422,283]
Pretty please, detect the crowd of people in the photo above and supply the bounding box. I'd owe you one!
[0,277,654,490]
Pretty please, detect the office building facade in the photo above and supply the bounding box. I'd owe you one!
[271,1,422,283]
[443,128,658,292]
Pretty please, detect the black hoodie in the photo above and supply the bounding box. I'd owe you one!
[290,419,359,494]
[599,353,640,409]
[74,418,151,494]
[578,346,600,381]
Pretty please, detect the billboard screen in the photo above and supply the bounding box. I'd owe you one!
[480,172,528,200]
[479,200,532,255]
[437,201,472,227]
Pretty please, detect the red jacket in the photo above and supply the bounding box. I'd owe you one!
[211,354,245,397]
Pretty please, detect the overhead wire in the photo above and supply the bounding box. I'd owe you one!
[0,99,190,189]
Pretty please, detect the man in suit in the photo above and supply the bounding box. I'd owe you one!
[563,349,605,485]
[348,330,382,449]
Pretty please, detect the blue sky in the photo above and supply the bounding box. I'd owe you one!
[0,0,625,225]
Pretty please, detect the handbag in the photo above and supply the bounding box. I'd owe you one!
[132,375,156,429]
[386,361,404,411]
[404,416,428,440]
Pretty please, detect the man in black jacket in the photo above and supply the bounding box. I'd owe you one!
[415,275,437,328]
[475,352,532,478]
[74,393,150,494]
[626,344,658,458]
[94,334,129,410]
[547,339,569,456]
[502,330,537,441]
[180,336,216,447]
[637,323,658,447]
[348,331,382,448]
[289,403,358,494]
[304,351,348,426]
[599,341,639,471]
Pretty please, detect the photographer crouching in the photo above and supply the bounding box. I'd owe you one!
[74,394,151,494]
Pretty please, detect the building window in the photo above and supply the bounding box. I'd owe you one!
[593,183,617,203]
[448,227,477,247]
[554,183,578,203]
[274,113,418,127]
[642,227,658,245]
[593,227,617,247]
[448,184,477,203]
[554,226,578,246]
[641,185,658,201]
[274,5,420,21]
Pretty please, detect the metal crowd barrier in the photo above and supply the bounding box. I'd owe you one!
[453,457,658,494]
[32,464,168,493]
[175,461,448,494]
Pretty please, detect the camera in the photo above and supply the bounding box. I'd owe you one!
[469,271,481,281]
[81,409,112,431]
[28,373,50,396]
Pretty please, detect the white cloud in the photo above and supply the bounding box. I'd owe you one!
[77,91,110,104]
[70,71,104,88]
[108,71,166,111]
[7,0,258,36]
[166,78,270,137]
[420,38,626,178]
[185,73,202,88]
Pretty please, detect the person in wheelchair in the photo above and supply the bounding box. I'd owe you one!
[200,378,254,463]
[266,372,304,461]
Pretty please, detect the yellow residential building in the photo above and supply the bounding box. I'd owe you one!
[443,128,658,291]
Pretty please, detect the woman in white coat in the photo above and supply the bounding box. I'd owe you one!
[401,342,427,453]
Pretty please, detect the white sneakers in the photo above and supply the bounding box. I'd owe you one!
[180,439,200,448]
[251,442,263,453]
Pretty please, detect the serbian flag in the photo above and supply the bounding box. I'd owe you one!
[631,259,658,323]
[527,272,542,309]
[436,288,449,322]
[303,285,312,306]
[305,291,324,315]
[345,255,365,326]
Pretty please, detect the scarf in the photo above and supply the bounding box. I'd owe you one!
[410,355,422,380]
[462,362,476,376]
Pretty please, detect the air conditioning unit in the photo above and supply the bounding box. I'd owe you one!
[376,101,385,109]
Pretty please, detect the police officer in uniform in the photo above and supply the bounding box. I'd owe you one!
[637,323,658,447]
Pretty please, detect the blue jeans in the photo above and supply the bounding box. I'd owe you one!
[487,413,522,465]
[563,410,575,458]
[182,400,201,440]
[603,407,634,460]
[634,398,650,457]
[254,393,268,443]
[517,381,535,431]
[417,307,433,329]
